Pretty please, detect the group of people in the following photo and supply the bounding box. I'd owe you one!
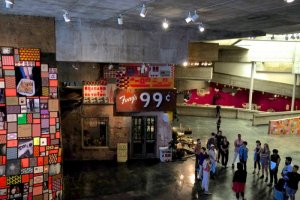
[194,132,300,200]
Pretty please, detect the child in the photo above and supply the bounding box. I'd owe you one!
[253,140,262,175]
[232,162,247,200]
[202,154,212,195]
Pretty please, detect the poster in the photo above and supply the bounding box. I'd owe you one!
[15,67,42,96]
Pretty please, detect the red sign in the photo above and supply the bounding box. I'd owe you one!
[115,89,177,112]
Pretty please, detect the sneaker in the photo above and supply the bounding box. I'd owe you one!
[259,175,264,179]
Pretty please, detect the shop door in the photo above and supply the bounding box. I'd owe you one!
[132,116,156,159]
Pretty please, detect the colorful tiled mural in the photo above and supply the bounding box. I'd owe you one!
[269,117,300,135]
[0,47,62,200]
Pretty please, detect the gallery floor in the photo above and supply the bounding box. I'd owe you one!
[63,116,300,200]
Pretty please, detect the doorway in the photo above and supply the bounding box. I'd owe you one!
[131,116,157,159]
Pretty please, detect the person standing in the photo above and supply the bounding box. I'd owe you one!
[260,143,271,182]
[194,139,202,179]
[197,147,207,180]
[282,157,293,180]
[268,149,281,187]
[286,165,300,200]
[232,162,247,200]
[239,141,249,171]
[253,140,262,175]
[208,145,217,179]
[216,130,224,163]
[207,132,216,149]
[220,136,230,168]
[232,134,244,169]
[216,105,221,118]
[216,116,221,132]
[202,154,212,195]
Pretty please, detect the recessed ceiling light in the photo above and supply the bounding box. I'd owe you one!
[162,18,169,29]
[5,0,14,8]
[185,12,192,23]
[117,14,123,25]
[63,10,71,22]
[140,4,147,18]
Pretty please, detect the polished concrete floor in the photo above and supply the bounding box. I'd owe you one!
[63,116,300,200]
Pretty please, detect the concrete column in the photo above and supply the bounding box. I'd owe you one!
[248,62,256,110]
[291,74,297,111]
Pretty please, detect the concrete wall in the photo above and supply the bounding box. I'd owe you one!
[214,62,295,85]
[55,20,201,64]
[0,14,55,52]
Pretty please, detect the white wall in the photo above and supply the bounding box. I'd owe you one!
[214,62,295,85]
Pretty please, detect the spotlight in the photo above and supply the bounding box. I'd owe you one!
[5,0,14,8]
[198,23,205,32]
[63,10,71,22]
[284,0,295,3]
[185,12,192,23]
[191,10,199,22]
[140,4,147,18]
[162,18,169,29]
[117,14,123,25]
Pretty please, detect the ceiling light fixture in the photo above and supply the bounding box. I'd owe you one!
[198,23,205,32]
[117,14,123,25]
[162,18,169,29]
[140,4,147,18]
[63,10,71,22]
[185,12,192,23]
[5,0,14,8]
[191,10,199,22]
[284,0,295,3]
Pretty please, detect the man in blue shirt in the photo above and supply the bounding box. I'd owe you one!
[239,141,248,171]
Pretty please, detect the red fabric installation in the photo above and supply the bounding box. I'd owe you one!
[186,82,300,112]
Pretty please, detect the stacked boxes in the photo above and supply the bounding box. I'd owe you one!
[0,47,62,200]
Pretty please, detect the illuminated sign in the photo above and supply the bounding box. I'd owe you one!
[115,89,176,112]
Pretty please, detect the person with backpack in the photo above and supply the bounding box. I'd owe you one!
[232,162,247,200]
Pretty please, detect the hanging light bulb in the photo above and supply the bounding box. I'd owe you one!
[198,23,205,32]
[185,12,192,23]
[117,14,123,25]
[162,18,169,29]
[140,4,147,18]
[284,0,295,3]
[63,10,71,22]
[5,0,14,8]
[191,10,199,22]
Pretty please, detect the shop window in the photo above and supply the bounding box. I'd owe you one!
[82,117,108,148]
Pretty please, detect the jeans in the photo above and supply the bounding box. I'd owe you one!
[270,168,278,184]
[240,159,247,171]
[221,151,228,167]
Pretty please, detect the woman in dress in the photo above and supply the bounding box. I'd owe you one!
[260,143,270,182]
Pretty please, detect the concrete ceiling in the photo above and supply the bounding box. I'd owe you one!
[1,0,300,36]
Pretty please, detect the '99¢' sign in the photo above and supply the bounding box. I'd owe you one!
[116,89,177,112]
